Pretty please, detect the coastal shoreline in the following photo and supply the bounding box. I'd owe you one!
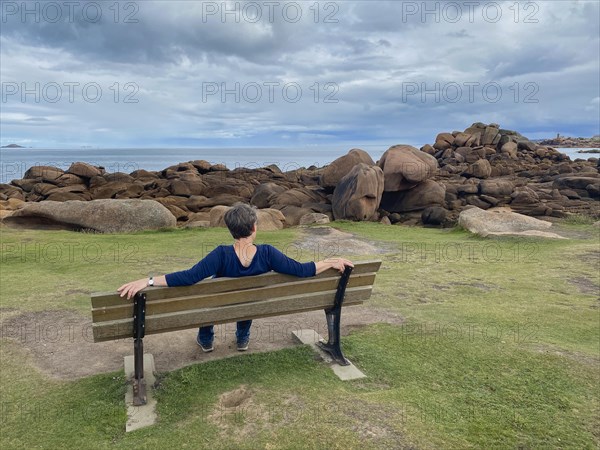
[2,123,599,233]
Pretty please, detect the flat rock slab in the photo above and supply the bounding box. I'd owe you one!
[124,353,157,432]
[295,225,392,256]
[3,199,176,232]
[292,329,366,381]
[458,206,566,239]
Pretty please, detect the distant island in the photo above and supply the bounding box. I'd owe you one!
[577,149,600,154]
[536,134,600,148]
[1,144,25,148]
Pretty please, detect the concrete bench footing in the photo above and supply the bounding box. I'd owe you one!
[124,353,157,432]
[292,329,366,381]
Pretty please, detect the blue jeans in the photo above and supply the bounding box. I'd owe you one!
[198,320,252,346]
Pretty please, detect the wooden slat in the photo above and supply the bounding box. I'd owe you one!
[91,260,382,308]
[92,272,376,323]
[92,286,372,342]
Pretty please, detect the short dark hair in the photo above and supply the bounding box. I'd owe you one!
[224,203,257,239]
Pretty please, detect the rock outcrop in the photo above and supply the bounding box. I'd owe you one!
[3,199,176,232]
[380,179,445,213]
[537,135,600,148]
[332,163,384,221]
[422,122,600,222]
[1,124,598,231]
[320,149,375,188]
[378,145,438,191]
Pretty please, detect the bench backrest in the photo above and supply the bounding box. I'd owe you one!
[91,260,382,342]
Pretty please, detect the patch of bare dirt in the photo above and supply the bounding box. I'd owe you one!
[218,385,253,408]
[201,385,310,441]
[431,284,451,291]
[533,344,600,368]
[431,281,498,292]
[342,398,416,449]
[0,306,404,380]
[207,385,260,440]
[578,250,600,266]
[448,281,499,291]
[64,289,89,295]
[568,277,600,295]
[0,307,19,318]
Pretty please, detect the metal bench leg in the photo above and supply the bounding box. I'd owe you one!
[133,293,147,406]
[317,266,353,366]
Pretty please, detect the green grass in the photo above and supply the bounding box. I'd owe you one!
[1,222,598,449]
[562,214,598,225]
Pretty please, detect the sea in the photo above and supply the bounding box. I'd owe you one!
[554,147,600,161]
[0,146,597,184]
[0,146,387,183]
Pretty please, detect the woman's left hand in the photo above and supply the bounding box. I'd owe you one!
[117,278,148,300]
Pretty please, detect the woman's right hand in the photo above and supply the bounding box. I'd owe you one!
[315,258,354,274]
[328,258,354,273]
[117,278,148,300]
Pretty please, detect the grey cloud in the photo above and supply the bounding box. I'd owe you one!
[0,1,598,148]
[1,1,336,66]
[25,117,50,122]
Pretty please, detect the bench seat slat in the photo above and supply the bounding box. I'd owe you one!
[92,272,376,323]
[92,285,373,342]
[91,260,382,308]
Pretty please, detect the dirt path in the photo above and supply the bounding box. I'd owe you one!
[1,306,402,380]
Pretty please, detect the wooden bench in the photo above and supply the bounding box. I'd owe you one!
[91,260,382,405]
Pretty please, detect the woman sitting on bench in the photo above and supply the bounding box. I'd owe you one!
[117,203,353,352]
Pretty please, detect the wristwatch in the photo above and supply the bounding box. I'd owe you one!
[148,276,154,287]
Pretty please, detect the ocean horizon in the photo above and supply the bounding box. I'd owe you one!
[0,146,596,184]
[0,146,387,183]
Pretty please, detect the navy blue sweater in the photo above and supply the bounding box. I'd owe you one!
[165,244,316,287]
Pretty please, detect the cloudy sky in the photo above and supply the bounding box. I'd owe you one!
[1,0,599,149]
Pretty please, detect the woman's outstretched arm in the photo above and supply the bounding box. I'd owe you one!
[267,245,353,276]
[117,247,222,299]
